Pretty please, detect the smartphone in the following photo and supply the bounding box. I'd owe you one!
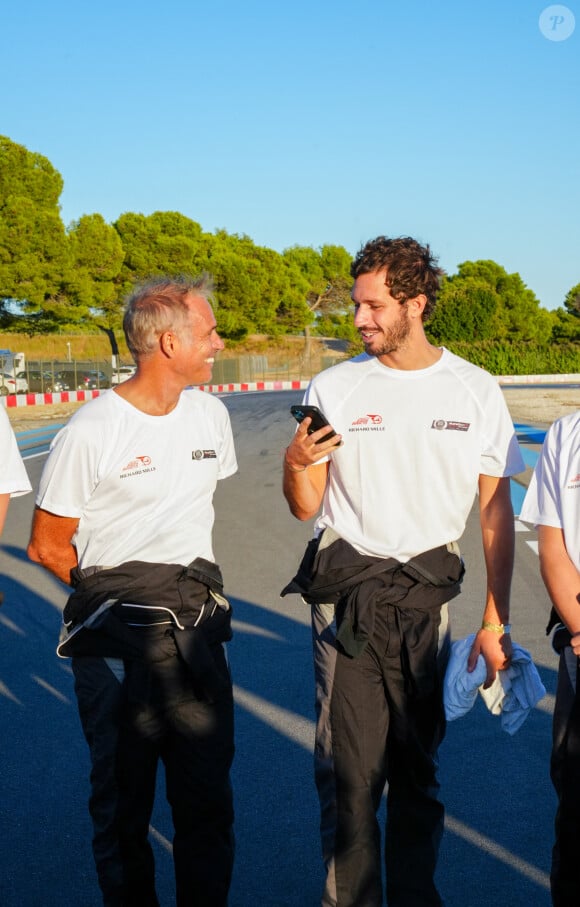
[290,404,337,444]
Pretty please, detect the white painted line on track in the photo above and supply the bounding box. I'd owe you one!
[444,815,550,889]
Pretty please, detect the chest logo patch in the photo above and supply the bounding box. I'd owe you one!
[431,420,470,432]
[349,413,385,432]
[120,455,156,479]
[192,449,217,460]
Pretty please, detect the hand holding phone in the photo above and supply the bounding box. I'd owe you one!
[290,404,337,444]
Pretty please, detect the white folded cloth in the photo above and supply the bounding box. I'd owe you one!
[443,633,547,735]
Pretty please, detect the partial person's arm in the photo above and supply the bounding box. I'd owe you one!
[0,493,9,536]
[538,524,580,656]
[282,417,340,521]
[27,507,80,585]
[467,474,515,685]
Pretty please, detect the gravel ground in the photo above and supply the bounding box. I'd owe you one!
[5,387,580,434]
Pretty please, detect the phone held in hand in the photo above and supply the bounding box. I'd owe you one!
[290,404,337,444]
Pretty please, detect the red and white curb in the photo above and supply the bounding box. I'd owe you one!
[0,380,311,408]
[1,374,579,409]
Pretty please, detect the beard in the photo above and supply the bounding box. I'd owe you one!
[361,305,411,357]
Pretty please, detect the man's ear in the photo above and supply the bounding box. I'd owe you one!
[159,330,177,357]
[407,294,428,320]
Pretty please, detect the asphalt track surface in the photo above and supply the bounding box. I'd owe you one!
[0,389,557,906]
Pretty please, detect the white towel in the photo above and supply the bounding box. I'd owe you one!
[443,634,547,735]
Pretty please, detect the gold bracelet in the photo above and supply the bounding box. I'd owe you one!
[481,620,511,634]
[284,449,308,472]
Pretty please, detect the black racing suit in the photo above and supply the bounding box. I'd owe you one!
[63,558,235,907]
[283,529,464,907]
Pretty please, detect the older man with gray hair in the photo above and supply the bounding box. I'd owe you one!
[28,275,237,907]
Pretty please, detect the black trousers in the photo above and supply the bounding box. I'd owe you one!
[72,638,234,907]
[551,648,580,907]
[315,601,449,907]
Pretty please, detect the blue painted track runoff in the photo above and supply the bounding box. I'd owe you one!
[511,423,545,515]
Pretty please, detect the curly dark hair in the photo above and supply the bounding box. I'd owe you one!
[350,236,444,320]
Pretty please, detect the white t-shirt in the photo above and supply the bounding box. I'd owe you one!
[305,349,524,561]
[519,411,580,573]
[36,388,237,568]
[0,405,32,497]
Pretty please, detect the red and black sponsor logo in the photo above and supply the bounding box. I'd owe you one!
[431,420,470,432]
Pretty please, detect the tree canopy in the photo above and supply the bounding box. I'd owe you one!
[0,134,575,355]
[427,260,555,345]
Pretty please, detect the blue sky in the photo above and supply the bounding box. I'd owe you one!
[3,1,579,310]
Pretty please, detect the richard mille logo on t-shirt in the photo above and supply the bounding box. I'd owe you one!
[431,419,470,432]
[567,473,580,489]
[192,449,217,460]
[349,414,385,432]
[120,455,156,479]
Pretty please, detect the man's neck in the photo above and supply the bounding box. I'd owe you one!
[113,371,185,416]
[376,339,443,371]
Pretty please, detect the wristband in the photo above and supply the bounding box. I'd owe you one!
[481,620,511,635]
[284,449,308,472]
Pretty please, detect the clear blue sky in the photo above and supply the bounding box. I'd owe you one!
[3,0,579,310]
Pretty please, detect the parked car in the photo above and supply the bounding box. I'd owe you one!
[42,370,110,392]
[49,371,74,393]
[17,370,54,393]
[111,365,137,385]
[0,372,28,395]
[77,370,110,390]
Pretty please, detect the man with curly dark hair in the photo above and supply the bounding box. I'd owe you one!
[283,235,524,906]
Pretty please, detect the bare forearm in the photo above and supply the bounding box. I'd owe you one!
[283,460,327,521]
[468,475,515,683]
[27,540,78,585]
[27,508,79,586]
[481,514,514,625]
[479,478,515,624]
[282,419,336,521]
[0,494,9,537]
[538,526,580,635]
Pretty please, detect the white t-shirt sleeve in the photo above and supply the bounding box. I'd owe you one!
[479,383,525,478]
[0,406,32,497]
[520,422,563,529]
[217,406,237,480]
[36,423,100,517]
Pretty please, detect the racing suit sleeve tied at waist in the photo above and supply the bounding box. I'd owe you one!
[57,558,232,699]
[281,528,464,663]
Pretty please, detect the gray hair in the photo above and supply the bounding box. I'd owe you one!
[123,273,215,358]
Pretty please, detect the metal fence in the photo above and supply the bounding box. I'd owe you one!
[6,349,349,395]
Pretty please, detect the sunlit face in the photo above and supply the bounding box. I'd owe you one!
[176,294,225,386]
[352,270,411,359]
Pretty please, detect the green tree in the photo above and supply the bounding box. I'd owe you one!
[65,214,126,330]
[428,277,500,342]
[282,244,353,337]
[564,282,580,318]
[0,136,70,327]
[205,231,310,338]
[549,307,580,341]
[428,260,552,344]
[113,211,207,295]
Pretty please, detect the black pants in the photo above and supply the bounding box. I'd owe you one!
[73,639,234,907]
[551,648,580,907]
[314,601,449,907]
